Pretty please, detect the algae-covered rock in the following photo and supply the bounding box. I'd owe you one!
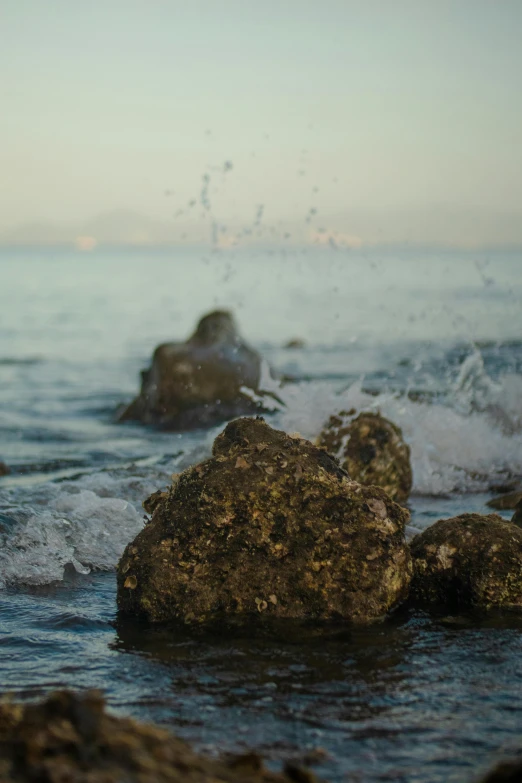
[512,500,522,528]
[118,310,274,430]
[0,461,9,477]
[117,417,412,628]
[318,411,412,504]
[487,490,522,511]
[0,689,315,783]
[410,513,522,612]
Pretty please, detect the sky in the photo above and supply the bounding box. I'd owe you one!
[1,0,522,246]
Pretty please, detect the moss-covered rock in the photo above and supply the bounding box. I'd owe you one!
[0,690,316,783]
[410,513,522,612]
[118,311,274,431]
[117,417,412,628]
[512,500,522,529]
[317,411,412,504]
[0,461,9,477]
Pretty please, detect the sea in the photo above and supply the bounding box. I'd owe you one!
[1,244,522,782]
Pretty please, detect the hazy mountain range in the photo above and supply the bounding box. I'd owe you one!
[1,206,521,249]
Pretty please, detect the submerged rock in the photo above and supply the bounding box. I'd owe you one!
[118,310,274,430]
[317,411,412,504]
[512,500,522,528]
[410,513,522,612]
[0,689,315,782]
[0,461,9,476]
[117,417,412,628]
[487,490,522,511]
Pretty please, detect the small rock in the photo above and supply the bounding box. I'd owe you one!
[0,461,10,477]
[318,411,412,504]
[410,513,522,612]
[118,310,276,431]
[487,490,522,511]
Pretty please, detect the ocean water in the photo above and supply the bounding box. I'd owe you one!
[1,245,522,781]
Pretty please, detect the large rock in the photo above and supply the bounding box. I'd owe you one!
[0,690,315,783]
[318,411,412,504]
[117,417,412,628]
[0,461,9,477]
[118,311,273,430]
[410,513,522,612]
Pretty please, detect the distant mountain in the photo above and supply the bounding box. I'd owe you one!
[1,206,522,248]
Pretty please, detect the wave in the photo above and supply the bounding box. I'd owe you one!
[0,349,521,588]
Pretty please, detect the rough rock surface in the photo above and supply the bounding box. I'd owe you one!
[512,500,522,529]
[487,490,522,511]
[0,690,316,783]
[0,461,9,477]
[410,513,522,612]
[118,311,273,430]
[317,411,412,504]
[118,417,412,628]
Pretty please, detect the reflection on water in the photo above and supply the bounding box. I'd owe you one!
[1,572,522,782]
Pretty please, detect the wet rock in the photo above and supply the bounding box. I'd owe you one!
[118,310,274,430]
[0,689,315,782]
[479,757,522,782]
[512,500,522,529]
[317,411,412,504]
[487,490,522,511]
[0,461,9,477]
[117,417,412,628]
[410,513,522,612]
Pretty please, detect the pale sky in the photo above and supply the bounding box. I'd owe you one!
[1,0,522,245]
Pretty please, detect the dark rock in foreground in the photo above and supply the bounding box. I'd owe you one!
[0,461,9,477]
[410,513,522,612]
[479,757,522,782]
[318,411,412,504]
[0,690,316,782]
[118,417,412,628]
[118,311,274,431]
[487,490,522,511]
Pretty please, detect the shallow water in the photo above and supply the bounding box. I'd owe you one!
[1,245,522,781]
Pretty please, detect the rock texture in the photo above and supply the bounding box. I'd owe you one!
[487,490,522,511]
[410,513,522,612]
[318,411,412,504]
[118,311,273,430]
[0,690,316,783]
[118,417,412,629]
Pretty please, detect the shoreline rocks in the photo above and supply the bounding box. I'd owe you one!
[118,311,275,431]
[410,513,522,612]
[118,417,412,629]
[0,690,317,783]
[318,411,412,504]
